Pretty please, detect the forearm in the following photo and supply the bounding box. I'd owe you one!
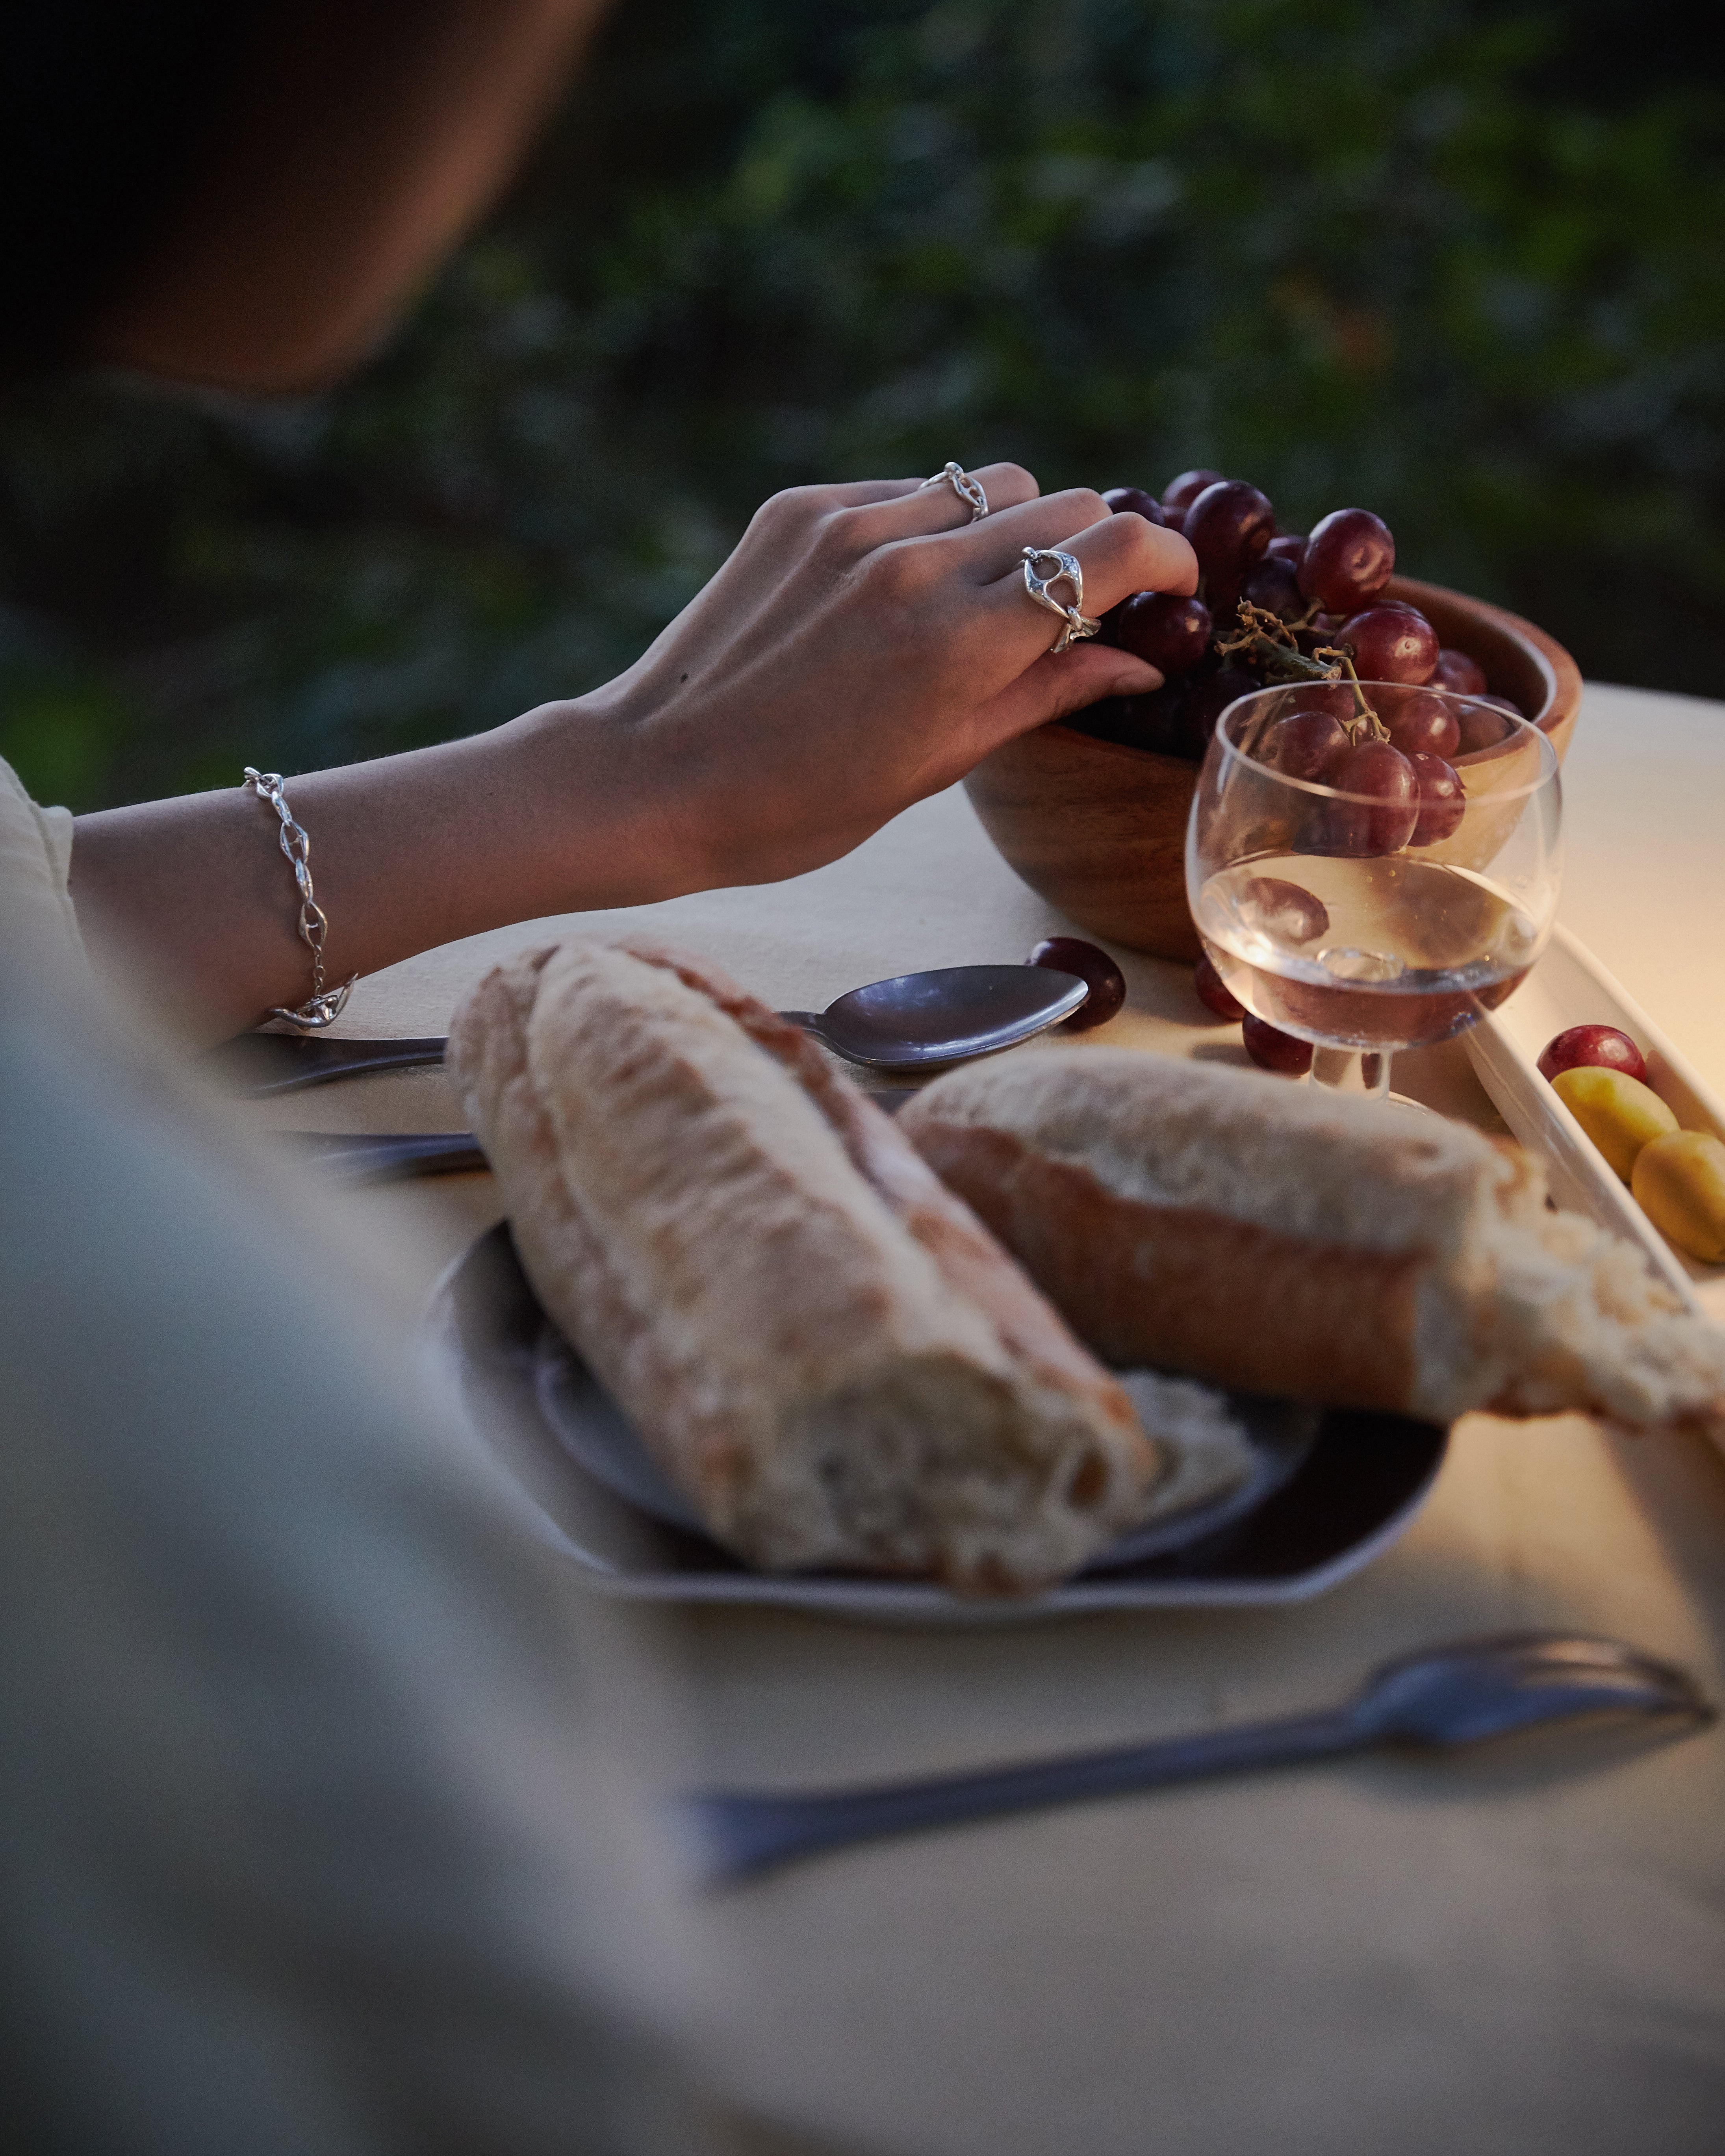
[69,700,686,1039]
[67,469,1194,1040]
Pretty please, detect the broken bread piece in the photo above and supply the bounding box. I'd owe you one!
[446,939,1164,1592]
[900,1048,1725,1440]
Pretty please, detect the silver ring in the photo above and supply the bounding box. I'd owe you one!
[1021,547,1100,654]
[919,460,989,522]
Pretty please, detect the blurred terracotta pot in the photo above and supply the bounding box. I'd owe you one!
[962,576,1582,963]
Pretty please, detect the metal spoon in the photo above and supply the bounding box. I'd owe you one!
[779,964,1087,1071]
[679,1634,1714,1885]
[214,963,1089,1094]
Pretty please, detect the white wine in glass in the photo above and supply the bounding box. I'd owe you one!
[1185,681,1563,1100]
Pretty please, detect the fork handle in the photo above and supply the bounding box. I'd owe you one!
[682,1709,1365,1883]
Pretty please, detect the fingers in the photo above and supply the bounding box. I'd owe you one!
[966,491,1198,598]
[951,508,1195,678]
[836,461,1042,545]
[818,478,928,508]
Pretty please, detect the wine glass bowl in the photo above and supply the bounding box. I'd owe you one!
[1185,684,1562,1096]
[961,578,1580,962]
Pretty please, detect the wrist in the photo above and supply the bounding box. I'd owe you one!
[505,691,708,910]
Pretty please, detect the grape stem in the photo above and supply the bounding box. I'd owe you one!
[1313,648,1386,742]
[1214,601,1344,685]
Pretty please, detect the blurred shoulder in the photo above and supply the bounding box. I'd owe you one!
[0,753,82,967]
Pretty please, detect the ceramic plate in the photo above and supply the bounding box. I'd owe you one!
[425,1222,1448,1623]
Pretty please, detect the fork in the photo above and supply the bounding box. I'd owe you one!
[680,1633,1713,1885]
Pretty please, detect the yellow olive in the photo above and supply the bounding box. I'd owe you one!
[1632,1131,1725,1265]
[1550,1065,1678,1182]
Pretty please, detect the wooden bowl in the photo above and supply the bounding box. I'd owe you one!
[962,575,1583,962]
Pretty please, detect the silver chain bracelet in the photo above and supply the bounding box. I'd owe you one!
[242,767,357,1030]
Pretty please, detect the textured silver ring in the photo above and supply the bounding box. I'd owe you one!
[1021,547,1100,654]
[919,460,989,522]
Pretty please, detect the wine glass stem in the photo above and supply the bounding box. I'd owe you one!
[1308,1047,1392,1101]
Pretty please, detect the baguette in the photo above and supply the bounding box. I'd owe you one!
[447,938,1164,1591]
[900,1048,1725,1439]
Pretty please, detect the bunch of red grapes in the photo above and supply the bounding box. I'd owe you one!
[1082,473,1521,842]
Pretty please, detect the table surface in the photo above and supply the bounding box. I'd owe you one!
[257,683,1725,2156]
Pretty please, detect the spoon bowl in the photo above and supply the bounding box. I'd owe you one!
[780,963,1089,1070]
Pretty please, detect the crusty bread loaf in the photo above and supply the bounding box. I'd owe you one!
[447,939,1164,1591]
[900,1048,1725,1439]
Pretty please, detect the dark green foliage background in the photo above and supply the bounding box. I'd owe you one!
[2,0,1721,809]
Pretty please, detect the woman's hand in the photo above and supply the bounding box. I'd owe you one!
[576,464,1196,886]
[70,464,1195,1037]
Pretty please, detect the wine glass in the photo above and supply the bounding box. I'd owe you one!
[1185,680,1563,1101]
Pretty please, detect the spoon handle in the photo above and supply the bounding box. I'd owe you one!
[223,1017,831,1094]
[681,1709,1364,1883]
[287,1131,488,1180]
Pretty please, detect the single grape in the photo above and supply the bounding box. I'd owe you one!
[1377,684,1461,758]
[1265,533,1307,569]
[1193,953,1246,1021]
[1430,646,1487,697]
[1239,875,1330,944]
[1295,612,1347,657]
[1177,664,1262,758]
[1029,936,1127,1031]
[1160,468,1227,522]
[1259,705,1350,780]
[1184,480,1275,612]
[1066,696,1132,743]
[1339,604,1438,685]
[1113,591,1212,675]
[1537,1024,1647,1086]
[1243,1014,1314,1075]
[1239,554,1305,623]
[1324,738,1420,855]
[1110,684,1188,756]
[1298,508,1396,614]
[1454,694,1523,755]
[1101,485,1165,526]
[1406,750,1465,845]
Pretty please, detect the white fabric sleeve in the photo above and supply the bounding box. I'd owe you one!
[0,756,85,965]
[0,971,707,2156]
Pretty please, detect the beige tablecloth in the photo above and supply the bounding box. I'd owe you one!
[260,683,1725,2156]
